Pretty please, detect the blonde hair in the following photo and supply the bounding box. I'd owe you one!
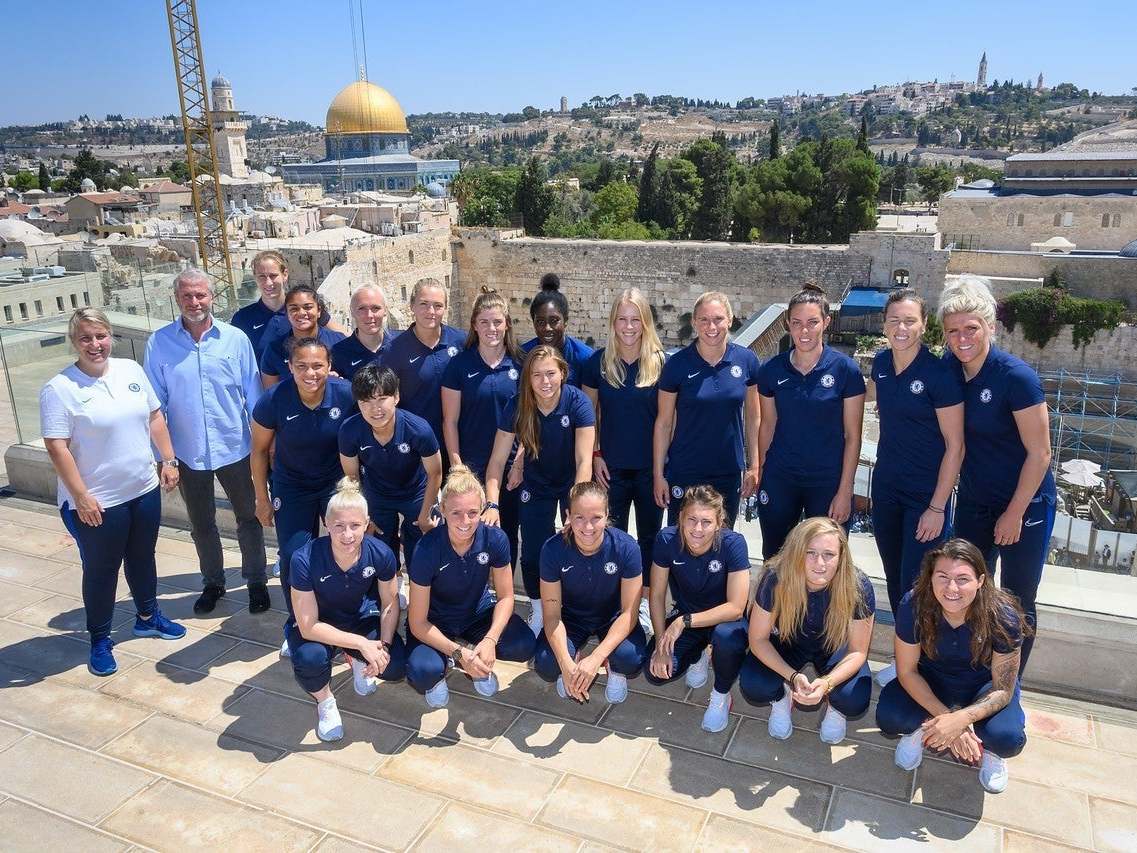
[764,517,865,654]
[326,476,369,520]
[677,485,727,554]
[440,464,485,509]
[514,345,569,459]
[693,291,734,325]
[938,275,997,326]
[601,288,665,388]
[68,307,112,341]
[410,277,447,306]
[252,250,288,274]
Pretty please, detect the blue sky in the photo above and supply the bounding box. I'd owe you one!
[2,0,1134,126]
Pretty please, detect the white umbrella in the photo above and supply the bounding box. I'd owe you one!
[1061,459,1101,475]
[1060,470,1103,489]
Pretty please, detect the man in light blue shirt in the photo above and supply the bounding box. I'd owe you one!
[144,268,270,616]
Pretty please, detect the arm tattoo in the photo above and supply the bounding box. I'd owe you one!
[965,651,1018,722]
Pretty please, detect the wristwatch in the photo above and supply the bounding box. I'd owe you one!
[682,613,692,628]
[484,502,499,510]
[451,646,464,667]
[160,459,179,468]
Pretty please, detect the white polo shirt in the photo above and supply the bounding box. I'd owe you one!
[39,358,161,510]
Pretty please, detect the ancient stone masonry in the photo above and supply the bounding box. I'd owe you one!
[450,229,870,346]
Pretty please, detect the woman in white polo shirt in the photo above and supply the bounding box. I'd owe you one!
[40,308,185,677]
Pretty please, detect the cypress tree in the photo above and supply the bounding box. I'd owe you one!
[769,120,781,159]
[857,116,870,153]
[38,162,50,191]
[636,143,660,223]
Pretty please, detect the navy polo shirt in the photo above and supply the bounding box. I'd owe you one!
[330,330,399,381]
[521,335,594,388]
[499,384,595,499]
[755,568,876,659]
[758,346,866,484]
[230,299,278,360]
[259,326,347,380]
[653,526,750,614]
[658,341,762,481]
[945,345,1056,508]
[872,346,963,492]
[409,522,511,632]
[539,528,642,632]
[289,535,396,632]
[441,347,521,476]
[337,408,438,503]
[580,349,664,471]
[895,589,1021,696]
[252,377,355,488]
[379,323,466,445]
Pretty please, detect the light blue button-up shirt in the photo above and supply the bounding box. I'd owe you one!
[143,317,261,471]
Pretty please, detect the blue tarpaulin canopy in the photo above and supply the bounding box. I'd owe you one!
[841,288,890,317]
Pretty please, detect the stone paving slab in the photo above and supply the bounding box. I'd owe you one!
[0,506,1136,852]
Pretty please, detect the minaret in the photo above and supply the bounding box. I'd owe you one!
[210,73,249,179]
[977,52,988,88]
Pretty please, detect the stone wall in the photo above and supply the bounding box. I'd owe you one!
[995,321,1137,379]
[847,231,948,300]
[947,250,1137,308]
[450,229,869,345]
[937,193,1136,252]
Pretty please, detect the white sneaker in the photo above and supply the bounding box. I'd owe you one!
[271,560,281,578]
[424,677,450,709]
[638,598,653,637]
[527,600,543,636]
[768,688,793,740]
[979,751,1009,793]
[473,671,499,697]
[895,728,925,771]
[875,661,897,687]
[685,647,710,689]
[701,689,732,732]
[605,672,629,704]
[279,637,291,658]
[555,675,568,699]
[350,657,378,696]
[315,696,343,741]
[819,706,847,744]
[397,574,409,611]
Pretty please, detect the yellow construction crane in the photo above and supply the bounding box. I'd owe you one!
[164,0,238,313]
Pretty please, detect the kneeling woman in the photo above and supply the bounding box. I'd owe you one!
[740,517,874,745]
[645,485,750,733]
[407,465,536,707]
[534,482,646,704]
[876,538,1028,794]
[288,478,405,742]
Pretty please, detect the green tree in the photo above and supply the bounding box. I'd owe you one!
[589,157,617,192]
[168,160,190,184]
[521,105,541,120]
[684,135,734,240]
[655,158,702,237]
[856,116,870,154]
[769,120,780,159]
[515,157,554,235]
[636,143,660,224]
[12,171,38,192]
[37,162,50,191]
[915,164,955,206]
[592,181,638,225]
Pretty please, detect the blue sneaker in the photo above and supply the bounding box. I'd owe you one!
[89,637,117,676]
[133,608,187,640]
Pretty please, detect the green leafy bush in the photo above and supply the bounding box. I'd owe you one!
[998,288,1124,349]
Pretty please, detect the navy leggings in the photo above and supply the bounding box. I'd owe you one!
[61,486,161,642]
[739,640,872,718]
[370,490,426,569]
[287,617,406,693]
[667,472,742,528]
[534,618,647,682]
[876,677,1027,758]
[644,619,749,694]
[406,591,536,692]
[517,488,569,599]
[953,493,1056,670]
[608,466,663,583]
[872,481,953,615]
[756,467,845,560]
[274,478,335,622]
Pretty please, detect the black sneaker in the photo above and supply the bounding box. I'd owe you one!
[247,582,271,614]
[193,585,226,614]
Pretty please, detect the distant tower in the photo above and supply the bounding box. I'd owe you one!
[1036,72,1045,92]
[210,73,249,179]
[977,51,988,88]
[560,96,568,114]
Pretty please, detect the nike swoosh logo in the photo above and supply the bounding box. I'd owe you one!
[777,378,790,385]
[286,414,299,421]
[359,445,373,451]
[687,372,700,379]
[1024,519,1045,527]
[561,566,571,573]
[673,560,685,565]
[408,356,422,363]
[467,372,479,378]
[319,574,332,582]
[351,359,363,366]
[252,323,265,329]
[439,563,449,571]
[877,374,887,379]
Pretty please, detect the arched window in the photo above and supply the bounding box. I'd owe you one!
[1103,213,1111,228]
[1113,214,1122,227]
[892,269,910,286]
[1053,213,1062,227]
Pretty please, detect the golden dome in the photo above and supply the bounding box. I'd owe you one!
[325,80,409,135]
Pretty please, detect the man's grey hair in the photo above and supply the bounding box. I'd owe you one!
[174,267,214,294]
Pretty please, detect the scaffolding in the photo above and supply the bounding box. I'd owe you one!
[1039,367,1137,471]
